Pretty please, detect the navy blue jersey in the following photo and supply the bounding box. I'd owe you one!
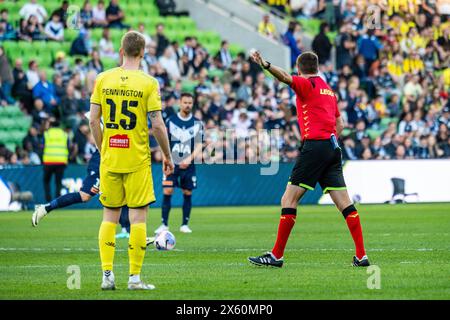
[87,149,100,174]
[166,113,203,166]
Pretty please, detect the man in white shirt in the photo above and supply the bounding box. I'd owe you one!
[138,23,153,47]
[92,0,108,27]
[19,0,47,24]
[158,46,181,80]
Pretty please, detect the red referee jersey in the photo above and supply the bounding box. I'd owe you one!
[290,75,340,141]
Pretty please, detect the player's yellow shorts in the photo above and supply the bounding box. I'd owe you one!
[99,165,155,208]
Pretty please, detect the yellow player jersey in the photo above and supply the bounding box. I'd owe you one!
[90,67,162,173]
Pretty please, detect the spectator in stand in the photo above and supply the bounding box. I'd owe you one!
[92,0,108,27]
[72,121,90,162]
[236,75,253,104]
[138,23,153,47]
[19,0,47,25]
[26,60,40,90]
[60,84,82,131]
[18,18,31,41]
[0,9,16,40]
[32,70,59,113]
[70,29,91,56]
[357,29,383,71]
[216,40,233,69]
[0,82,7,106]
[156,0,189,17]
[155,23,170,57]
[106,0,128,29]
[24,15,45,41]
[51,0,69,27]
[80,0,94,29]
[53,51,72,84]
[98,28,118,60]
[22,125,43,164]
[312,22,332,65]
[0,46,15,105]
[12,59,33,112]
[182,36,195,63]
[44,13,64,42]
[283,20,302,68]
[158,46,181,81]
[335,22,356,69]
[258,14,277,39]
[86,50,104,74]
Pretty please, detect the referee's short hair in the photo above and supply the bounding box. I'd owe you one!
[121,31,145,58]
[296,51,319,75]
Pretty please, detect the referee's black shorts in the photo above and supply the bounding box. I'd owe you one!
[288,139,346,193]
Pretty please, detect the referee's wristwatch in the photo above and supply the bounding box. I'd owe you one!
[262,61,271,69]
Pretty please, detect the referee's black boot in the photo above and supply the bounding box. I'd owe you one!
[352,255,370,267]
[248,252,284,268]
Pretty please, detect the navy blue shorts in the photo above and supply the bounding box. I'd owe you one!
[80,169,100,196]
[163,165,197,190]
[80,151,100,196]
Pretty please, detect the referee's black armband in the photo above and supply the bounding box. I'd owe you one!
[281,208,297,216]
[342,204,357,219]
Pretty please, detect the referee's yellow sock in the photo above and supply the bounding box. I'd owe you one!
[98,221,117,272]
[128,223,147,277]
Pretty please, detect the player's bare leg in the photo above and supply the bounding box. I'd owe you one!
[329,189,370,267]
[99,207,120,290]
[128,206,155,290]
[180,189,193,233]
[156,187,173,234]
[249,185,306,267]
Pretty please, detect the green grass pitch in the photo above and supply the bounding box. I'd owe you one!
[0,204,449,299]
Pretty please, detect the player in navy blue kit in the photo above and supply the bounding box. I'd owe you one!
[31,148,131,236]
[31,115,131,239]
[155,93,203,234]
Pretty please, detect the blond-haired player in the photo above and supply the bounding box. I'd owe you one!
[89,31,174,290]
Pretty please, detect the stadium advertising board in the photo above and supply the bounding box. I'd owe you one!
[319,160,450,204]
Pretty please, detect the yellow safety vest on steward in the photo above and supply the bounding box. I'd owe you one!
[43,128,69,165]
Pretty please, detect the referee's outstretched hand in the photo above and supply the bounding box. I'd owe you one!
[250,50,264,66]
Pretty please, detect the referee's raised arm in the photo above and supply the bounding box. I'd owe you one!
[250,50,293,85]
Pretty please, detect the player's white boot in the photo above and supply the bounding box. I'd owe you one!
[101,271,116,290]
[128,275,155,290]
[179,225,192,233]
[154,224,169,235]
[31,205,48,227]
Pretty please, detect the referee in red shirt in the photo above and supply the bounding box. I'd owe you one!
[248,51,369,268]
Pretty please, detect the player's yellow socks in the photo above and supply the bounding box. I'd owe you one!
[128,223,147,276]
[98,221,117,271]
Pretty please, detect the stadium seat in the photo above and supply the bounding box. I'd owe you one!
[65,29,79,42]
[2,41,18,57]
[102,57,118,70]
[229,43,244,57]
[181,81,198,93]
[208,68,224,79]
[3,105,22,118]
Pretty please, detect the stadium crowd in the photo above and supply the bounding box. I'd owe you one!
[0,0,449,166]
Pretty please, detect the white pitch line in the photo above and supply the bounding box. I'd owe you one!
[0,247,448,253]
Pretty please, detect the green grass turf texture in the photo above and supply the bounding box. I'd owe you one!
[0,203,449,300]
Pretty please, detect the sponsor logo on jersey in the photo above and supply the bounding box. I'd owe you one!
[109,134,130,148]
[320,88,335,97]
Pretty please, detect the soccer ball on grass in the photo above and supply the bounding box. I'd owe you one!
[154,230,176,251]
